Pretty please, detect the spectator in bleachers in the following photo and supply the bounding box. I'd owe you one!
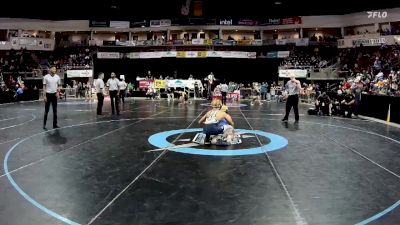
[351,77,365,117]
[260,82,268,100]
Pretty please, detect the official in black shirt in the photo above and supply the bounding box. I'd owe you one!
[341,91,355,118]
[315,92,331,116]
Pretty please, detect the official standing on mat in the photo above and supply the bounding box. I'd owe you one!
[95,72,105,115]
[220,81,229,105]
[118,78,127,104]
[43,66,61,129]
[282,75,301,123]
[107,72,120,115]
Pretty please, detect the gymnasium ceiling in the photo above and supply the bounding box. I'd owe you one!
[3,0,400,20]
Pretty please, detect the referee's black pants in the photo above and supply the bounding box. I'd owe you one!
[109,90,119,115]
[221,92,227,105]
[283,94,299,121]
[44,93,58,127]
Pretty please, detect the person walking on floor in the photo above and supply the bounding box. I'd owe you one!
[95,72,105,115]
[220,81,229,105]
[107,72,120,115]
[43,66,61,129]
[282,75,301,123]
[118,78,127,104]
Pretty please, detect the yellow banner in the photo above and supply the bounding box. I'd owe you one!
[197,51,207,58]
[177,51,186,58]
[154,80,166,89]
[205,39,213,45]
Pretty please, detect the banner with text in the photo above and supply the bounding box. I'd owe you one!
[154,80,166,89]
[110,21,130,28]
[191,39,204,45]
[338,37,392,48]
[97,52,120,59]
[66,70,93,78]
[277,51,290,58]
[261,17,302,26]
[150,19,172,27]
[279,69,308,78]
[139,80,154,89]
[295,38,309,46]
[98,51,257,59]
[166,79,201,89]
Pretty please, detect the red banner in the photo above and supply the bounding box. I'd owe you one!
[281,17,302,25]
[228,91,240,101]
[139,80,153,89]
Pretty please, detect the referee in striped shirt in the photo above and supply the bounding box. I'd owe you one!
[282,76,301,123]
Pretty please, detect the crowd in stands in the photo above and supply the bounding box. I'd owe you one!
[281,47,338,69]
[51,47,96,70]
[0,47,95,74]
[0,73,39,103]
[0,41,399,108]
[309,34,338,42]
[345,27,400,36]
[377,28,400,36]
[339,44,400,96]
[0,49,38,73]
[0,47,97,103]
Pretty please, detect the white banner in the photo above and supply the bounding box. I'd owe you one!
[295,38,309,46]
[247,52,257,59]
[231,51,244,58]
[338,36,394,48]
[140,52,163,58]
[166,79,201,89]
[67,70,93,78]
[161,51,177,57]
[220,51,233,58]
[191,39,204,45]
[277,51,290,58]
[19,38,37,46]
[150,19,171,27]
[116,40,134,46]
[97,52,120,59]
[279,69,308,78]
[160,19,172,26]
[251,40,263,46]
[110,21,129,28]
[207,51,221,57]
[7,37,54,51]
[352,37,386,47]
[185,51,198,58]
[276,39,287,45]
[128,52,140,59]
